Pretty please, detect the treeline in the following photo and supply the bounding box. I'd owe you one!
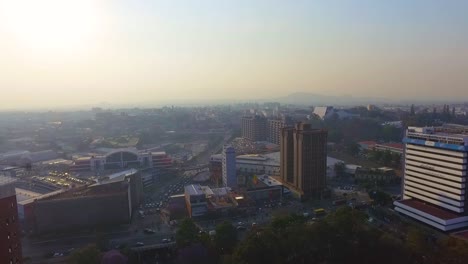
[172,208,468,264]
[308,117,402,144]
[226,208,468,264]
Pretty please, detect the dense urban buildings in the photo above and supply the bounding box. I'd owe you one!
[0,175,22,264]
[267,117,290,145]
[394,125,468,231]
[280,122,328,199]
[184,184,237,218]
[222,145,237,188]
[241,115,267,141]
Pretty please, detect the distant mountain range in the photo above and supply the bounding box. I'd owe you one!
[271,92,384,106]
[270,92,466,106]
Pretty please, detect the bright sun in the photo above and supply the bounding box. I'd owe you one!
[1,0,102,58]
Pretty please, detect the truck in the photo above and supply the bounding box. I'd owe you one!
[332,199,347,206]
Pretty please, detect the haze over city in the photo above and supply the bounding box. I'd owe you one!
[5,1,468,263]
[1,0,468,110]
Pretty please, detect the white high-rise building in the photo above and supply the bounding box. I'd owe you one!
[394,125,468,231]
[222,145,237,188]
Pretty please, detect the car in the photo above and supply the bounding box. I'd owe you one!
[236,226,247,230]
[162,238,172,243]
[144,228,156,234]
[135,242,145,247]
[53,252,63,258]
[237,221,244,226]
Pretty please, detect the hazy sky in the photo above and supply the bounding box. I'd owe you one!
[1,0,468,109]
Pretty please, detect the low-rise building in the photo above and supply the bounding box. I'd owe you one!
[236,152,280,176]
[184,184,208,217]
[354,167,396,183]
[374,143,404,154]
[184,184,237,217]
[246,175,283,202]
[31,169,142,234]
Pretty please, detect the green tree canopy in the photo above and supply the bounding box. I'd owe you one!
[214,221,238,254]
[176,218,201,247]
[69,244,100,264]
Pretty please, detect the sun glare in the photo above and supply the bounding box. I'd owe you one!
[0,0,102,58]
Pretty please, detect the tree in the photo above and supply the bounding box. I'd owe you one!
[392,153,402,168]
[214,221,238,254]
[95,231,108,251]
[368,190,392,206]
[177,243,216,264]
[334,162,346,178]
[69,245,100,264]
[345,142,360,156]
[381,150,393,166]
[176,218,200,247]
[382,125,402,142]
[405,227,430,261]
[369,150,383,162]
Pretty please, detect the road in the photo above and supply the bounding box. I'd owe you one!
[23,230,132,260]
[110,232,175,248]
[22,130,233,262]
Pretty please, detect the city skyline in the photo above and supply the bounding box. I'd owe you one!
[1,0,468,110]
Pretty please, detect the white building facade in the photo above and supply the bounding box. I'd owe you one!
[394,126,468,231]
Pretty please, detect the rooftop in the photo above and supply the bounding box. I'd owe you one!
[398,199,460,220]
[91,169,138,186]
[41,181,127,201]
[185,184,204,196]
[376,143,404,150]
[257,175,282,187]
[358,141,378,146]
[0,174,17,186]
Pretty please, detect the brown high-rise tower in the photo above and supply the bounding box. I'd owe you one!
[280,122,327,199]
[0,176,22,264]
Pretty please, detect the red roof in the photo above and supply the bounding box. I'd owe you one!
[358,141,377,146]
[398,199,460,220]
[379,143,404,150]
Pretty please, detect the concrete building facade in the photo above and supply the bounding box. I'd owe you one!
[394,125,468,231]
[280,122,328,199]
[241,116,267,141]
[0,176,22,264]
[32,169,142,234]
[267,118,289,145]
